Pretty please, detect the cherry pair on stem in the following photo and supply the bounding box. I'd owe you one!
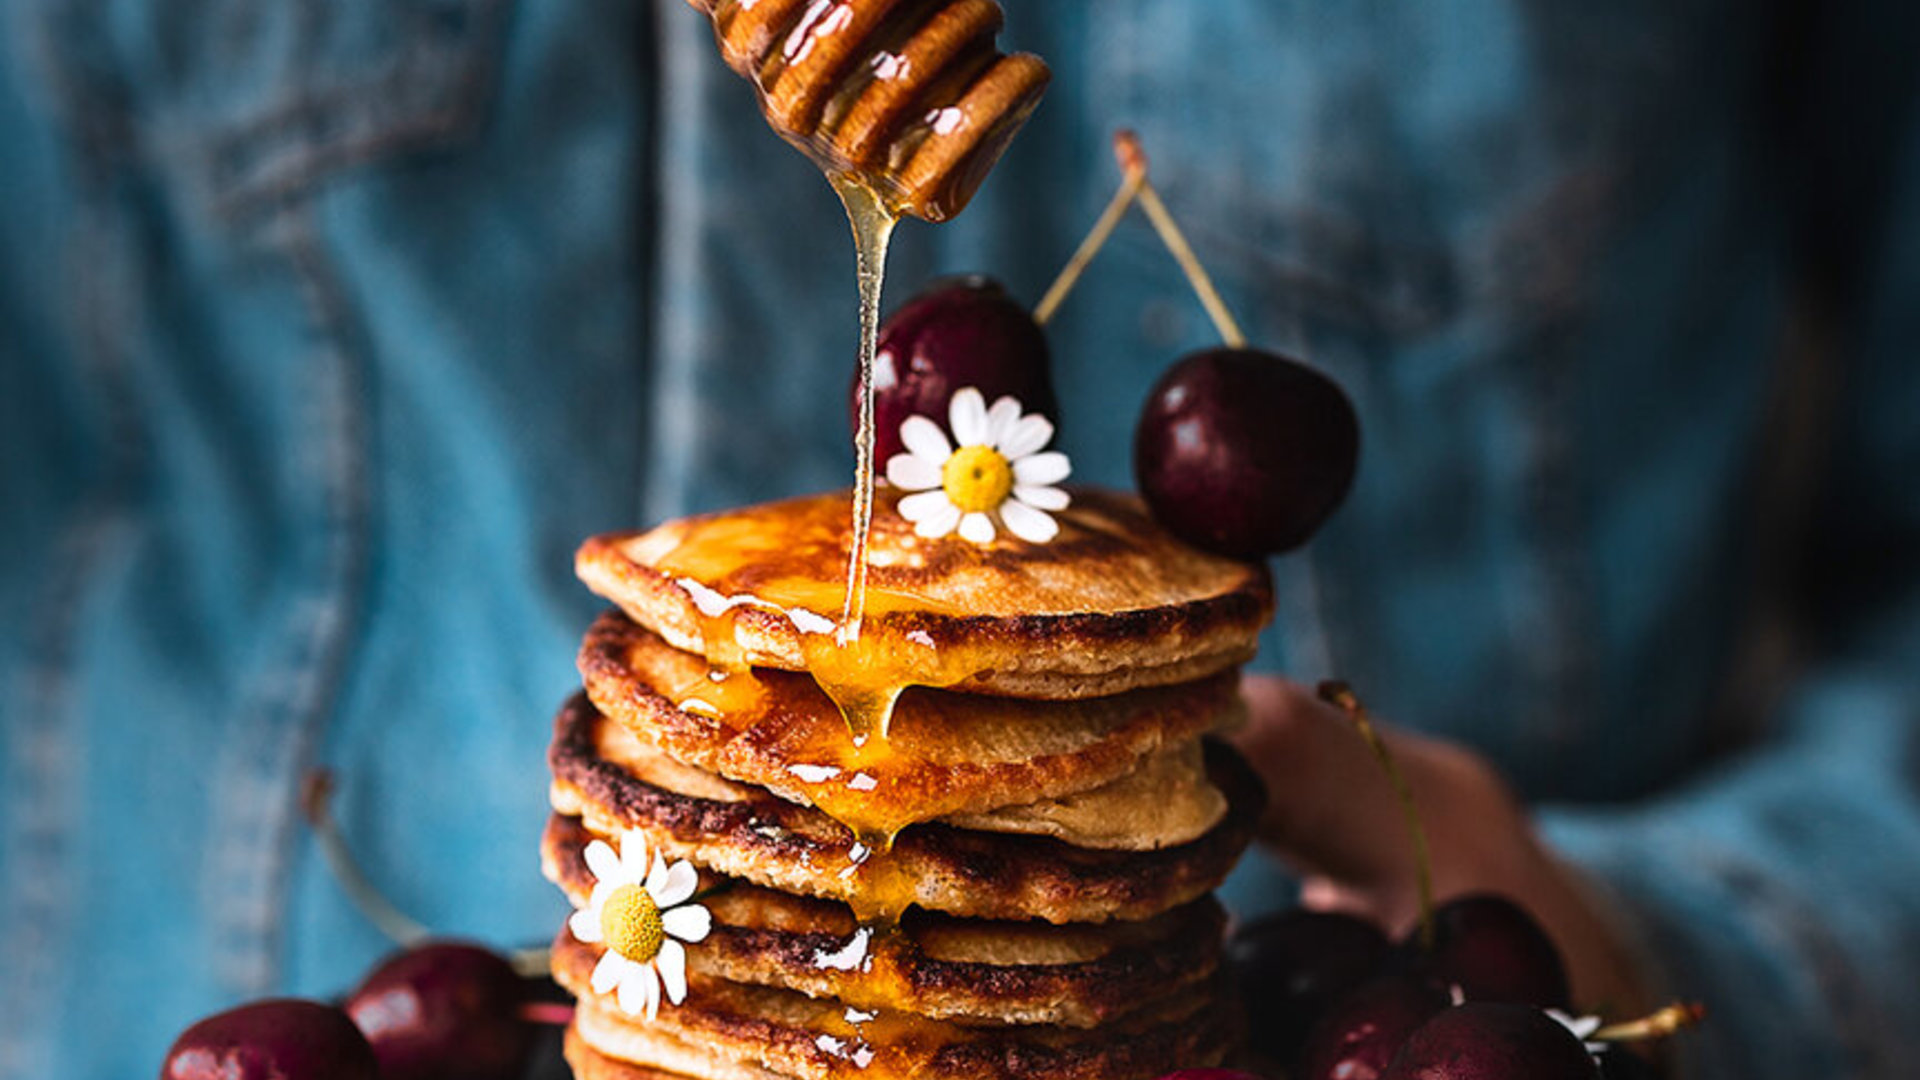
[160,774,562,1080]
[858,131,1360,559]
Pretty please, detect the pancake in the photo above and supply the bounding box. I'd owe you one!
[579,611,1243,840]
[548,693,1263,924]
[576,487,1272,701]
[555,935,1240,1080]
[543,814,1227,1027]
[576,705,1226,851]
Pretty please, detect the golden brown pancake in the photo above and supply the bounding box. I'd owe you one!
[580,611,1239,843]
[936,739,1227,850]
[575,487,1272,700]
[584,714,1227,853]
[547,694,1263,924]
[554,935,1239,1080]
[543,815,1227,1027]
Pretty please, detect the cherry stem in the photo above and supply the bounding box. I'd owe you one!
[519,1001,577,1027]
[300,769,432,947]
[1033,134,1146,325]
[1592,1002,1707,1044]
[1317,681,1436,951]
[1121,132,1248,349]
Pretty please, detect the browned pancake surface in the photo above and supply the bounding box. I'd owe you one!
[543,815,1225,1027]
[555,934,1239,1080]
[547,694,1263,924]
[576,488,1273,699]
[580,611,1239,839]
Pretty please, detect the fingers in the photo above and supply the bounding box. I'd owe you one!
[1231,675,1650,1011]
[1231,675,1453,894]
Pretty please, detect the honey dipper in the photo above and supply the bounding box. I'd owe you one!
[684,0,1050,222]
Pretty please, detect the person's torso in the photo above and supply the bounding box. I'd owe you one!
[0,3,1800,1076]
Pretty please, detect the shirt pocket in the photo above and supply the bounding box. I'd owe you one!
[74,0,512,228]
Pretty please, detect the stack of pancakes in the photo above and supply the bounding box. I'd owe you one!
[543,488,1274,1080]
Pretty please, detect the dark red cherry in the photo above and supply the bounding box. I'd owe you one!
[1230,908,1393,1064]
[1134,347,1359,558]
[345,941,533,1080]
[1296,974,1452,1080]
[162,999,378,1080]
[856,276,1058,462]
[1404,895,1571,1009]
[1382,1002,1601,1080]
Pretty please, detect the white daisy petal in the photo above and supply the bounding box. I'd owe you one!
[1012,451,1070,487]
[652,860,698,909]
[1548,1011,1604,1039]
[950,388,989,445]
[617,962,653,1017]
[619,832,651,881]
[898,488,957,523]
[1000,500,1059,544]
[662,903,713,943]
[591,951,629,995]
[642,965,663,1021]
[656,940,688,1005]
[584,840,624,885]
[984,396,1022,448]
[570,907,605,944]
[898,415,951,463]
[587,881,616,911]
[913,502,962,539]
[958,512,996,545]
[999,414,1055,459]
[1013,484,1070,511]
[645,852,671,897]
[886,452,943,491]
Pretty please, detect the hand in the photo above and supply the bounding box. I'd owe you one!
[1232,674,1649,1013]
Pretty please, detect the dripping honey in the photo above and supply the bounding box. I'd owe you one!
[674,0,1051,992]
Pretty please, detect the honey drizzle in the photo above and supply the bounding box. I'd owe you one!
[830,174,898,658]
[804,925,959,1078]
[679,6,1032,1040]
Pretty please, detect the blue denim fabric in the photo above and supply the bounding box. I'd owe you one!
[2,2,1916,1077]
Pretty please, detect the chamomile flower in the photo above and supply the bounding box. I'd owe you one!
[1546,1009,1609,1059]
[568,830,712,1020]
[886,387,1070,545]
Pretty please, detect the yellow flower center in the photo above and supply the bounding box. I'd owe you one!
[942,445,1013,514]
[600,884,664,963]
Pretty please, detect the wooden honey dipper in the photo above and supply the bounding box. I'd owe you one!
[684,0,1050,222]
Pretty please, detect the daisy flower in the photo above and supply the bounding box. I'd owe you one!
[1546,1009,1609,1059]
[886,387,1071,545]
[568,830,712,1020]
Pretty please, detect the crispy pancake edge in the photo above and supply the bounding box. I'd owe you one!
[547,693,1266,924]
[556,935,1241,1080]
[575,490,1274,700]
[542,814,1226,1027]
[579,609,1242,827]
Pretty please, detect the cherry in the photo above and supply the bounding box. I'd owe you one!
[1295,974,1453,1080]
[856,276,1058,463]
[344,941,533,1080]
[1404,895,1571,1009]
[1134,347,1359,558]
[162,999,378,1080]
[1382,1002,1601,1080]
[1230,908,1393,1063]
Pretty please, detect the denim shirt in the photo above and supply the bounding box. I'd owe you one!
[3,3,1917,1078]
